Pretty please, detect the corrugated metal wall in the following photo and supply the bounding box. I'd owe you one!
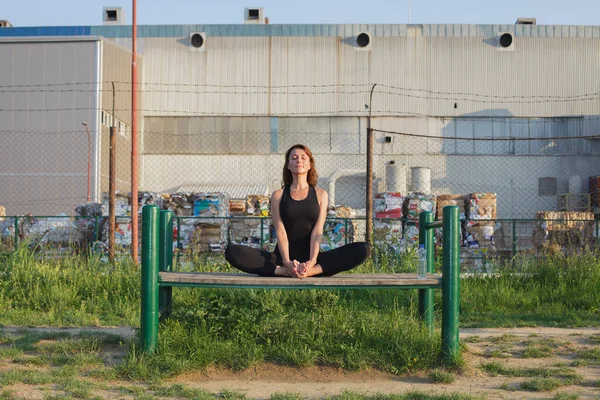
[139,36,600,118]
[0,39,99,215]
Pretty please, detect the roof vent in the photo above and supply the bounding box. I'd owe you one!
[189,32,207,52]
[516,17,536,25]
[0,20,12,28]
[244,7,266,24]
[103,7,125,25]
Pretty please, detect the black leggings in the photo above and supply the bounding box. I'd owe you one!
[224,242,371,277]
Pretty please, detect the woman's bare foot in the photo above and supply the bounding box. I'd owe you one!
[274,266,292,276]
[298,263,323,278]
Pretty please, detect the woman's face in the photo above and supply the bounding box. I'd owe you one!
[288,148,311,175]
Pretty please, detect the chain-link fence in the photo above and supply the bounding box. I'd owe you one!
[2,82,600,263]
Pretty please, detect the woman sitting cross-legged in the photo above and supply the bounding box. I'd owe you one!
[225,144,370,278]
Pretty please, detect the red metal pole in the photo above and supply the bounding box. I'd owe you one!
[82,122,91,202]
[131,0,139,263]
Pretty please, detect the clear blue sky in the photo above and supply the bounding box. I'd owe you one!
[3,0,598,26]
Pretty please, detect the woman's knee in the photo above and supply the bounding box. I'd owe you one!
[224,244,241,264]
[351,242,371,261]
[362,242,372,260]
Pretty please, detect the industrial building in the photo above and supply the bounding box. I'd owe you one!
[0,8,599,218]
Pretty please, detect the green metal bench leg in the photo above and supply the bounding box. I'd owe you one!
[441,206,460,363]
[141,205,160,353]
[159,210,174,319]
[418,211,434,333]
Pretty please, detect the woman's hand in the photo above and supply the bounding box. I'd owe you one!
[283,260,301,278]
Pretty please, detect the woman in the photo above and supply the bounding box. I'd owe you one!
[225,144,370,278]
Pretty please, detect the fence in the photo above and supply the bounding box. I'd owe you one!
[1,214,598,271]
[2,82,600,251]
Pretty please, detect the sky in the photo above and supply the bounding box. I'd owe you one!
[2,0,599,27]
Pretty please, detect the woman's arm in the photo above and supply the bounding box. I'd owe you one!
[306,188,329,268]
[271,189,299,276]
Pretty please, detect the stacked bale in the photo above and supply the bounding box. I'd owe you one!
[533,211,594,253]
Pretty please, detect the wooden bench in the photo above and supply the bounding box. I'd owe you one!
[140,205,461,364]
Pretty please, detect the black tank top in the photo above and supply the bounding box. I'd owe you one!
[276,185,321,261]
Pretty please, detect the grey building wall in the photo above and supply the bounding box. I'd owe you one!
[0,38,100,215]
[137,35,600,118]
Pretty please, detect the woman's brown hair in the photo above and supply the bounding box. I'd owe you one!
[282,144,318,187]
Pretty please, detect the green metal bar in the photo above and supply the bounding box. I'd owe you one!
[344,218,349,245]
[176,216,181,267]
[141,205,160,354]
[512,219,517,257]
[260,218,264,248]
[13,216,18,248]
[441,205,460,363]
[596,220,598,248]
[158,210,174,319]
[418,211,435,333]
[425,220,443,229]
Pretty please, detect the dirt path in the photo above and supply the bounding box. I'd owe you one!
[1,326,599,399]
[171,327,600,399]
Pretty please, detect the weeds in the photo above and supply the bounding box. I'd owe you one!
[429,368,456,383]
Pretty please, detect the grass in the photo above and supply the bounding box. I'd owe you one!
[459,252,600,327]
[520,377,562,391]
[553,393,580,400]
[0,246,598,383]
[480,361,584,390]
[575,347,600,363]
[429,368,456,383]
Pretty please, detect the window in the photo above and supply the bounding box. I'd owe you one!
[538,177,558,196]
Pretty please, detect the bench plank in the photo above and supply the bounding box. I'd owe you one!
[158,272,442,288]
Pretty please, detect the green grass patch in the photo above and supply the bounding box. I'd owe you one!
[587,334,600,344]
[328,391,484,400]
[0,390,16,400]
[118,289,442,379]
[429,368,456,383]
[488,334,519,344]
[483,349,511,358]
[553,393,580,400]
[56,378,97,399]
[268,393,304,400]
[150,383,213,399]
[575,347,600,363]
[0,346,24,359]
[460,252,600,328]
[0,368,54,386]
[523,344,554,358]
[520,377,562,391]
[480,361,582,381]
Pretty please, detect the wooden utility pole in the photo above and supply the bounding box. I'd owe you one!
[365,83,377,245]
[131,0,139,263]
[109,82,116,262]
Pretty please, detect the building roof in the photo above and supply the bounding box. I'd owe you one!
[1,24,599,39]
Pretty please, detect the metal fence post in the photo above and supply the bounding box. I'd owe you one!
[418,211,434,333]
[442,205,460,363]
[13,216,18,248]
[159,210,173,319]
[512,219,517,257]
[345,218,349,245]
[141,205,159,353]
